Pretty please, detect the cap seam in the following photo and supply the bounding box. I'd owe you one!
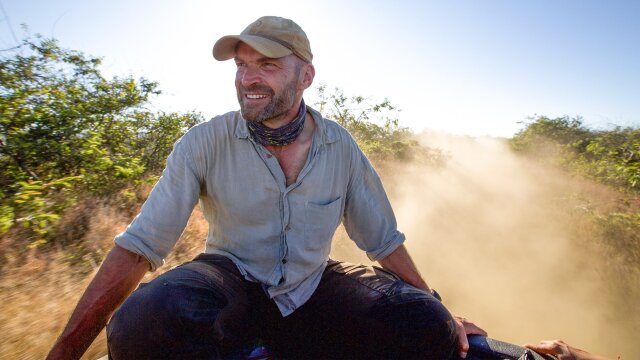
[246,33,310,62]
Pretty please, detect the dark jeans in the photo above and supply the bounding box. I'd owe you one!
[107,254,457,359]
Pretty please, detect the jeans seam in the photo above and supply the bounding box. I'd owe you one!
[327,264,395,296]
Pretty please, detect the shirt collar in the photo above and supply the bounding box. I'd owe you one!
[234,112,250,139]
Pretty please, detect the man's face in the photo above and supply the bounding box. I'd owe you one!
[234,42,304,123]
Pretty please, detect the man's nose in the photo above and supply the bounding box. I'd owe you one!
[240,66,262,87]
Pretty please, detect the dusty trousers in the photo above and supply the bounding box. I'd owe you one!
[107,254,458,359]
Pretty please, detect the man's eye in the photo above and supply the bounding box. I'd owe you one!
[235,63,246,68]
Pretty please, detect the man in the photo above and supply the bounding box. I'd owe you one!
[48,16,484,359]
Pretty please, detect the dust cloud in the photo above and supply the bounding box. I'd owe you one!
[330,133,635,359]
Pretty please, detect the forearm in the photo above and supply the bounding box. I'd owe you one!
[378,244,432,293]
[47,245,149,360]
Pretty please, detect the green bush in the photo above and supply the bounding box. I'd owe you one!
[0,35,203,242]
[511,115,640,193]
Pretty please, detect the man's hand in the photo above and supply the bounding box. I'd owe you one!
[524,340,614,360]
[454,315,487,359]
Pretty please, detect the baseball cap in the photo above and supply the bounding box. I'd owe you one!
[212,16,313,63]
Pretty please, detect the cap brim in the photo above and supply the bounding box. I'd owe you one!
[212,35,293,61]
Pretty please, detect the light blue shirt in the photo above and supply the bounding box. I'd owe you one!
[115,106,405,315]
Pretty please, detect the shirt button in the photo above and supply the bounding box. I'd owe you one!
[281,259,287,264]
[266,154,273,158]
[285,225,291,231]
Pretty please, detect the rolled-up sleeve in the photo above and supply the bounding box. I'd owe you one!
[342,142,405,261]
[115,134,202,271]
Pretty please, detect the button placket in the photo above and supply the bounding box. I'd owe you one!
[280,192,289,276]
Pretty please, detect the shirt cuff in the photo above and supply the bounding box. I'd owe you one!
[366,230,406,261]
[114,233,165,271]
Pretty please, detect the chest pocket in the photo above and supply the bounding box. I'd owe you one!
[304,197,342,248]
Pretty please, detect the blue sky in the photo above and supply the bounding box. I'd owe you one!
[1,0,639,136]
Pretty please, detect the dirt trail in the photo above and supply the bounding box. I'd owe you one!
[331,133,635,359]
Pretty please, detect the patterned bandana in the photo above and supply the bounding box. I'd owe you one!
[247,99,306,146]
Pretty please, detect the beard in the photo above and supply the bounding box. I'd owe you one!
[237,77,299,124]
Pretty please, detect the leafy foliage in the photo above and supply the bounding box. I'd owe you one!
[314,85,447,166]
[580,127,640,190]
[0,35,203,243]
[511,115,640,193]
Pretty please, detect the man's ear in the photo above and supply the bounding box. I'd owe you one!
[299,63,315,91]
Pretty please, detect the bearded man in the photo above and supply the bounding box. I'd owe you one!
[48,16,485,360]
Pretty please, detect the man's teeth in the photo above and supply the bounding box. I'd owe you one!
[246,94,268,99]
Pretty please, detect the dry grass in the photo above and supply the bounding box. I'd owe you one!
[0,190,207,359]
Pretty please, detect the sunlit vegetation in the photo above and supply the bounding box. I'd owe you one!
[511,115,640,193]
[0,35,203,249]
[511,115,640,326]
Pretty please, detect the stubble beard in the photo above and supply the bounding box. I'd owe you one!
[238,81,297,123]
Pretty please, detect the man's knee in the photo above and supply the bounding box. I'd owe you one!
[371,282,458,359]
[324,262,457,358]
[107,260,251,358]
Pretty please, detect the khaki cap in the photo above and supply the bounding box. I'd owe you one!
[213,16,313,63]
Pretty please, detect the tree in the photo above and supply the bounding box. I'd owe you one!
[0,35,202,242]
[510,115,640,192]
[1,36,156,187]
[314,85,447,165]
[509,115,592,165]
[580,127,640,190]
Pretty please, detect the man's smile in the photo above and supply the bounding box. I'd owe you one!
[245,93,269,100]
